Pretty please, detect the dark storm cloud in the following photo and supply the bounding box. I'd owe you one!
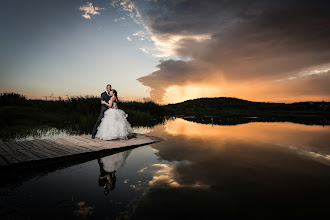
[141,0,280,35]
[185,2,330,80]
[138,59,215,101]
[136,0,330,102]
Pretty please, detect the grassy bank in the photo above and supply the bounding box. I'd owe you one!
[165,97,330,117]
[0,92,168,140]
[164,97,330,126]
[2,93,329,140]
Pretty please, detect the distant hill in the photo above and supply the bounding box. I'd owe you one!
[164,97,330,118]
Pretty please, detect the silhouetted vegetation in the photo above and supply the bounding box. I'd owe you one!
[165,97,330,116]
[0,92,168,140]
[0,92,27,105]
[165,97,330,125]
[1,93,329,140]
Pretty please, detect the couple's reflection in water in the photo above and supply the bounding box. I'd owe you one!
[97,149,132,195]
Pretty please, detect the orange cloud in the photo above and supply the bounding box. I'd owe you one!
[135,0,330,103]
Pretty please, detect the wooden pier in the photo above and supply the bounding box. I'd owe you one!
[0,133,162,169]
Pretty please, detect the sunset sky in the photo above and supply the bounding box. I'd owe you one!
[1,0,329,104]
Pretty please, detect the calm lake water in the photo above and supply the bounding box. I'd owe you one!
[1,118,330,219]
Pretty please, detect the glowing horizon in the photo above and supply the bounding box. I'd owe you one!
[5,88,329,105]
[1,1,329,104]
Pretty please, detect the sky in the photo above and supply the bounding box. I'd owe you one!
[1,0,330,104]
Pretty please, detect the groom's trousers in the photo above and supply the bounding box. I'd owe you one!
[92,106,108,136]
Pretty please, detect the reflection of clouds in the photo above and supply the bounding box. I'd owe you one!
[146,118,330,189]
[148,163,209,189]
[149,164,179,187]
[128,119,330,218]
[137,167,148,173]
[279,145,330,166]
[73,201,94,219]
[163,118,330,155]
[152,163,169,168]
[130,181,148,191]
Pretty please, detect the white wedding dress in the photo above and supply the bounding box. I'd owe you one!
[101,150,132,172]
[95,101,133,140]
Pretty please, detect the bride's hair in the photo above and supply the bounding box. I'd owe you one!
[112,89,118,101]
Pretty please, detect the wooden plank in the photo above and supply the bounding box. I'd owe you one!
[62,137,99,151]
[35,139,74,155]
[73,136,99,144]
[30,140,66,157]
[83,135,126,148]
[104,140,124,148]
[58,137,95,149]
[88,138,118,148]
[5,141,38,162]
[0,134,163,168]
[15,141,50,159]
[2,142,31,162]
[72,137,105,150]
[17,149,42,160]
[83,135,147,149]
[6,141,24,150]
[3,142,30,161]
[46,138,86,154]
[0,144,8,156]
[48,139,86,154]
[81,135,105,143]
[12,141,44,160]
[69,135,99,145]
[0,155,9,166]
[25,140,63,157]
[0,143,20,164]
[56,139,91,153]
[59,139,96,152]
[73,141,102,151]
[69,136,100,148]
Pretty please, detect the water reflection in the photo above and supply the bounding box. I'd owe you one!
[97,150,132,195]
[1,118,330,219]
[74,201,94,219]
[161,118,330,157]
[133,118,330,218]
[182,115,330,126]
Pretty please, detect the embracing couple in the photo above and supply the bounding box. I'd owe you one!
[92,84,132,140]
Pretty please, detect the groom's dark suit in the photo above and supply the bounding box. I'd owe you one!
[92,91,111,138]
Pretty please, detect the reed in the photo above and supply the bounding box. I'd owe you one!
[0,92,27,105]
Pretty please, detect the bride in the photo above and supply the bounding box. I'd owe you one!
[95,89,133,140]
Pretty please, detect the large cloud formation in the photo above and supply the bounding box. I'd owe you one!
[133,0,330,103]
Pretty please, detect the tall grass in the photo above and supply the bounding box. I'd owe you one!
[0,92,169,140]
[0,92,27,105]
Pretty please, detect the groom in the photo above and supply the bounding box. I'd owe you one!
[92,84,112,139]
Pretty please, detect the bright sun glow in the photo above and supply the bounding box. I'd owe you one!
[163,85,222,104]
